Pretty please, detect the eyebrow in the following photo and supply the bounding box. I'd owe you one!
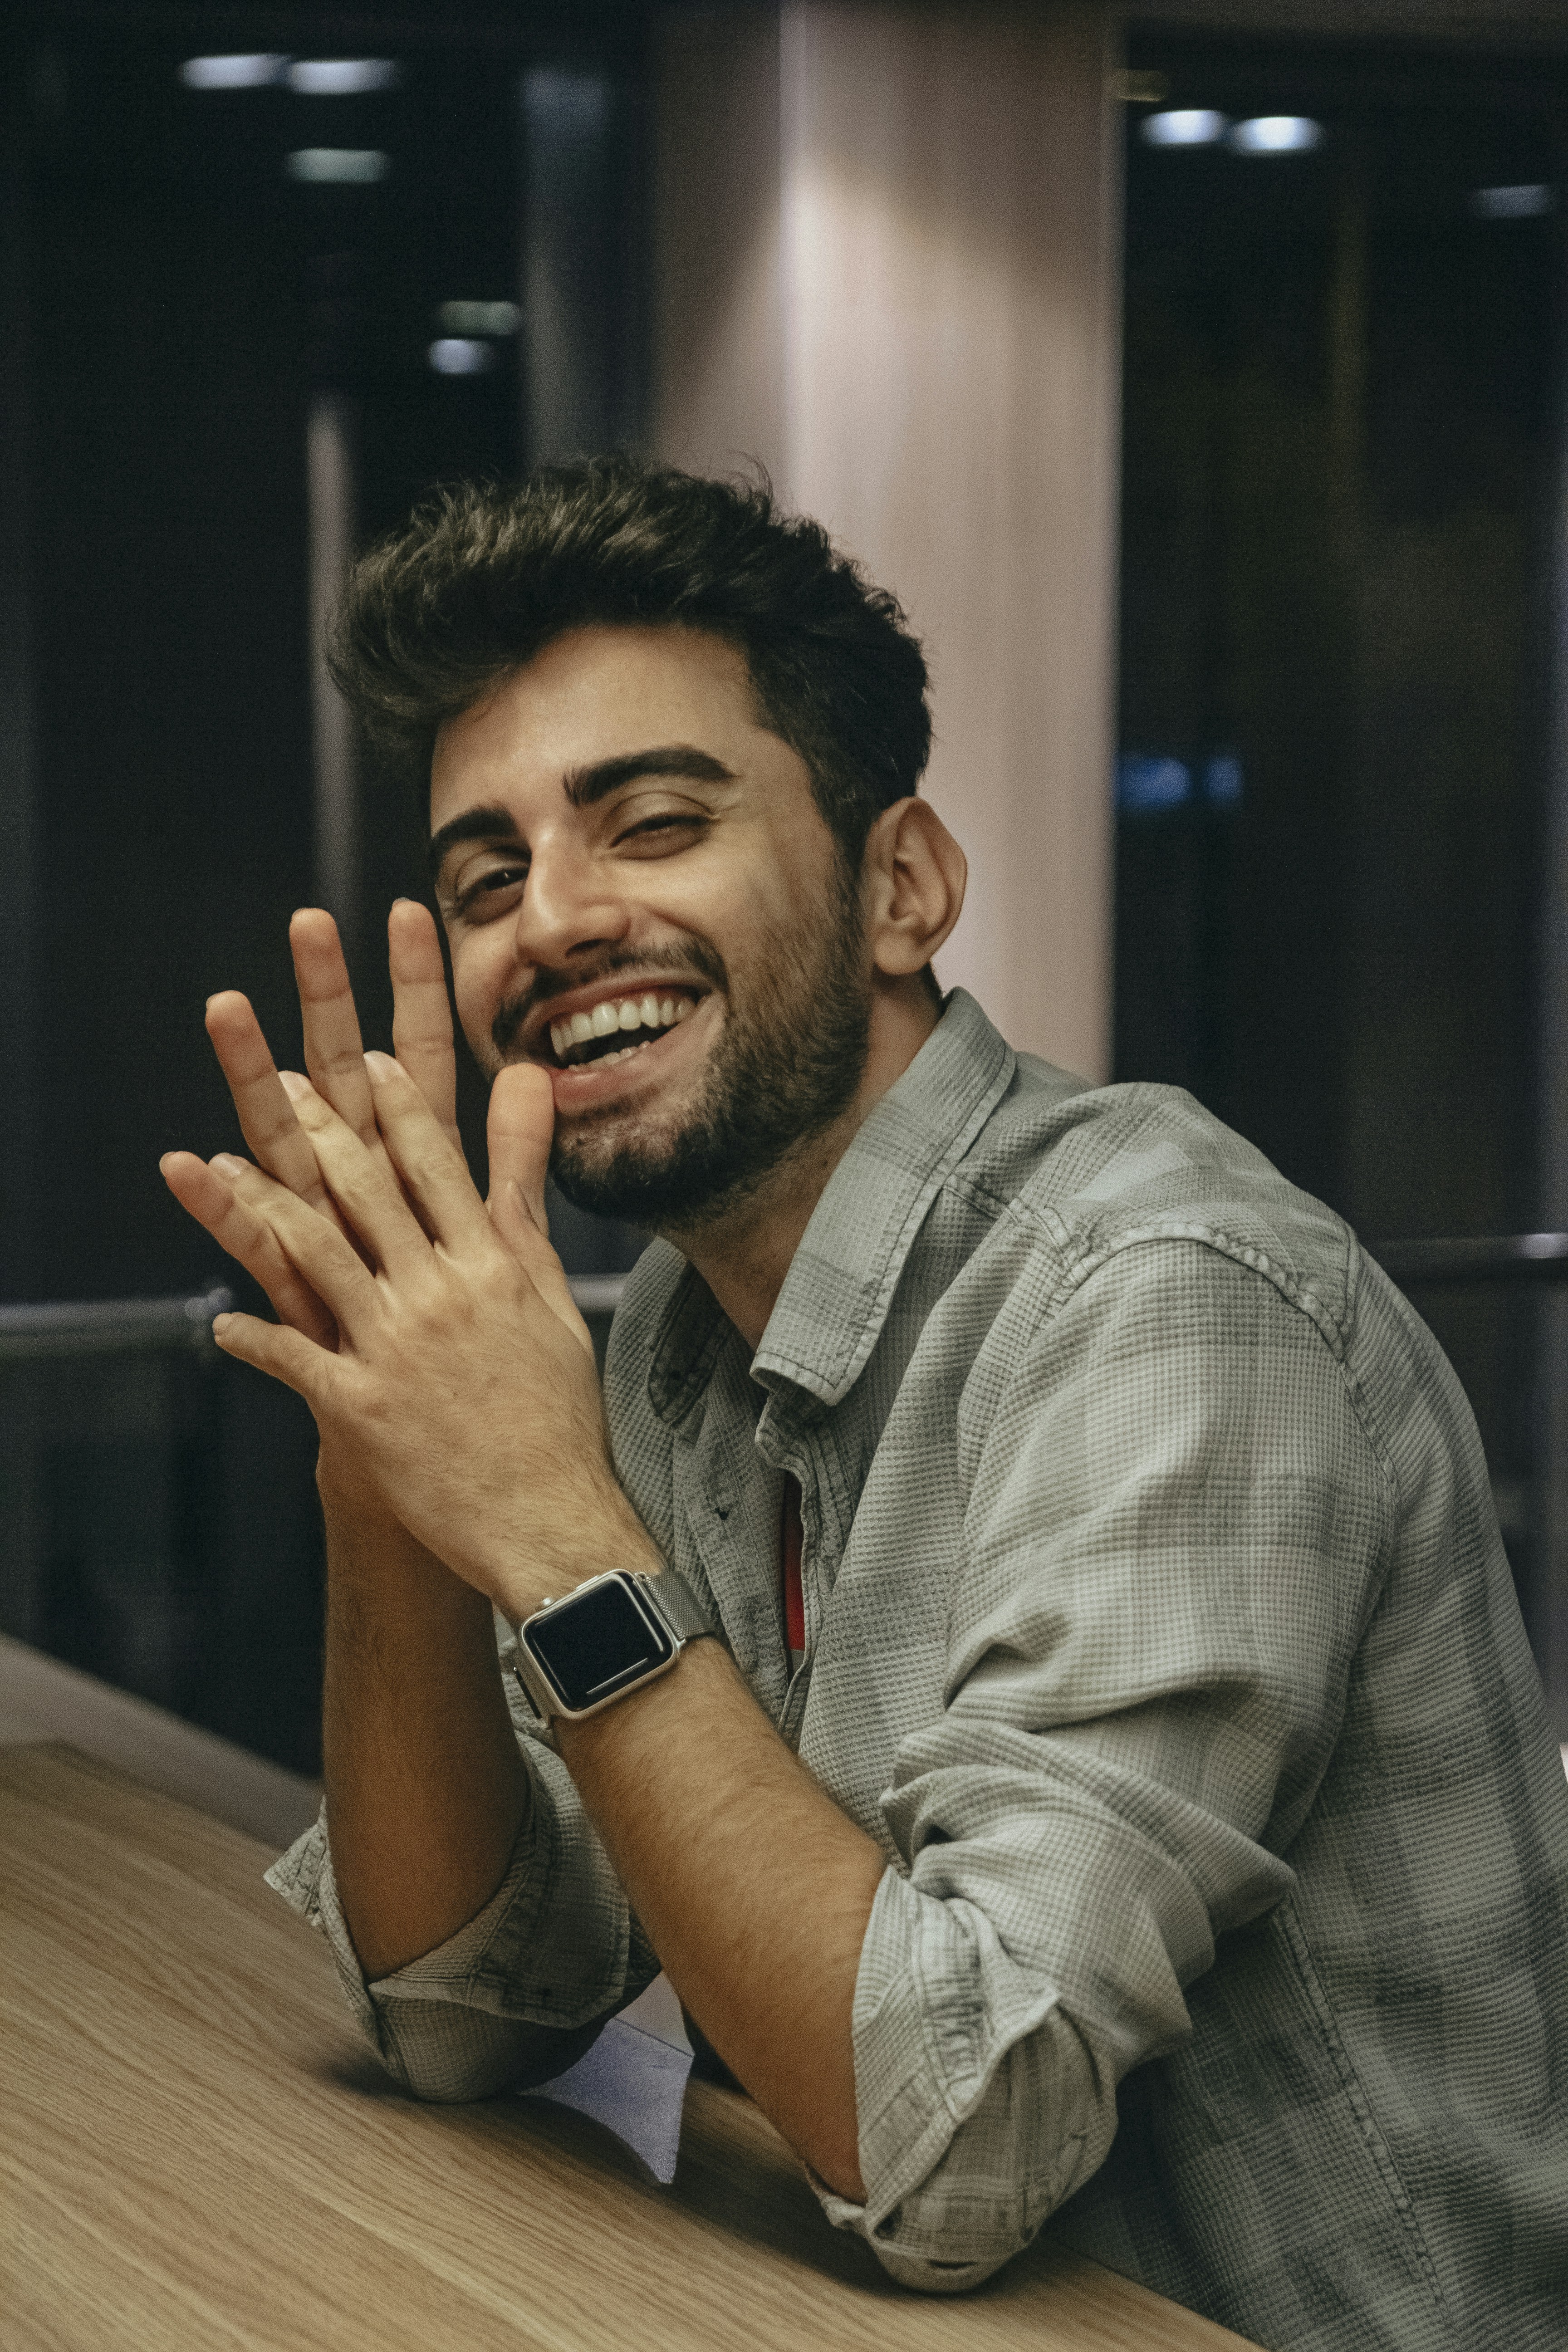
[427,745,735,881]
[564,743,734,808]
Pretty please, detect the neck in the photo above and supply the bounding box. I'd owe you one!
[665,977,941,1350]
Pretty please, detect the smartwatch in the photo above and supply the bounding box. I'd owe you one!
[509,1568,715,1724]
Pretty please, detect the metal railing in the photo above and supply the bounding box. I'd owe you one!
[1372,1234,1568,1288]
[11,1239,1568,1367]
[0,1274,630,1363]
[0,1287,236,1362]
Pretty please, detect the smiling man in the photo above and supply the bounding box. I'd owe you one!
[162,460,1567,2351]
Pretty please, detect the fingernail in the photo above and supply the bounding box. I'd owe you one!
[364,1051,400,1081]
[278,1069,306,1098]
[212,1313,232,1337]
[211,1153,247,1177]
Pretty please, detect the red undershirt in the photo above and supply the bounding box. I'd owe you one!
[781,1475,805,1674]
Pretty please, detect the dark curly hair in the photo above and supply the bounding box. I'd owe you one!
[327,456,932,867]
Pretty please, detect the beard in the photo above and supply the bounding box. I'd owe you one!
[506,867,874,1233]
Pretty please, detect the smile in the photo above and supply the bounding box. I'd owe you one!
[545,988,701,1070]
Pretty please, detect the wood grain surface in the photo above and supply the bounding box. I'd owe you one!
[1,1746,1257,2351]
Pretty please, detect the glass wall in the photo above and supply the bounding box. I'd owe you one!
[1117,33,1568,1680]
[0,8,646,1770]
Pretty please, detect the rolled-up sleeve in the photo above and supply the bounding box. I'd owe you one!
[266,1659,661,2101]
[820,1240,1392,2288]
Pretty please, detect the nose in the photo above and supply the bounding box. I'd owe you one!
[511,834,632,972]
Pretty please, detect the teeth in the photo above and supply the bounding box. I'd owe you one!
[549,989,700,1066]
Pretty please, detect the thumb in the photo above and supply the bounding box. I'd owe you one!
[487,1061,555,1235]
[487,1066,595,1363]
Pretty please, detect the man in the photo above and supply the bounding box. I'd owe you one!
[163,459,1568,2349]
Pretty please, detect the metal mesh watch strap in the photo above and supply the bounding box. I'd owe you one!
[641,1565,716,1645]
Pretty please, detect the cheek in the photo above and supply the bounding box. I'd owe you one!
[449,935,511,1051]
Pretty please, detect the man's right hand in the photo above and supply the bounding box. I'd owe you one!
[162,899,531,1978]
[162,899,462,1356]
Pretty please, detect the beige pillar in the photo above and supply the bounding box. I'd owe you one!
[654,3,1120,1079]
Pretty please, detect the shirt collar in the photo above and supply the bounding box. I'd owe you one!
[645,990,1014,1424]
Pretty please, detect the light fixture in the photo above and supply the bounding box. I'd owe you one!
[429,339,495,376]
[179,54,286,89]
[436,301,522,337]
[1470,185,1555,220]
[1228,116,1324,156]
[285,148,390,184]
[1117,755,1191,813]
[1140,109,1228,149]
[286,60,401,96]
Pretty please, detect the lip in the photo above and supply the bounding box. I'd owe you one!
[543,991,716,1113]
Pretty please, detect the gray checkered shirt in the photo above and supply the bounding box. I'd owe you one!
[271,989,1568,2349]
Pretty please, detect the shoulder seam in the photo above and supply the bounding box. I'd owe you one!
[1019,1211,1355,1357]
[1018,1216,1404,1528]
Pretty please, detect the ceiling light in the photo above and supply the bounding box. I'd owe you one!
[1140,109,1228,148]
[1117,755,1191,813]
[179,55,286,90]
[286,148,389,184]
[1229,116,1324,156]
[436,301,522,337]
[429,339,495,376]
[1470,184,1555,220]
[286,60,400,96]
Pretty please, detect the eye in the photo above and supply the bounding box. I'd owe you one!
[452,861,528,918]
[613,813,706,852]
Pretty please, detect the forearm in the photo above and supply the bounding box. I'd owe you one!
[319,1452,529,1980]
[557,1638,885,2198]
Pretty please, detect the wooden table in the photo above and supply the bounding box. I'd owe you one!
[2,1747,1256,2351]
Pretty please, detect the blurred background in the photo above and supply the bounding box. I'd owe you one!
[3,0,1568,1799]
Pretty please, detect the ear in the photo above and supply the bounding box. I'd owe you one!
[861,798,967,980]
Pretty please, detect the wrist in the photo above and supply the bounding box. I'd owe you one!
[316,1436,388,1519]
[489,1494,664,1626]
[318,1447,478,1603]
[507,1562,714,1726]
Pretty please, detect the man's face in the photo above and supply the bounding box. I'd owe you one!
[430,624,873,1229]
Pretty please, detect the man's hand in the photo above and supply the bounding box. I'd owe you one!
[161,902,461,1351]
[162,904,542,1984]
[188,1054,653,1617]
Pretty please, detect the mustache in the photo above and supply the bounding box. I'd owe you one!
[491,933,729,1059]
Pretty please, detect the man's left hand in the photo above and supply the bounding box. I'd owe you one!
[195,1054,658,1618]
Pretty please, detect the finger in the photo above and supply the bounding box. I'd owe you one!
[214,1149,387,1327]
[490,1179,596,1361]
[211,1307,335,1407]
[272,1078,436,1281]
[290,907,380,1149]
[487,1061,555,1235]
[160,1152,339,1348]
[389,900,461,1151]
[204,991,343,1220]
[485,1066,593,1356]
[361,1053,495,1254]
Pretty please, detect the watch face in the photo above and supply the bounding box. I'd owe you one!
[522,1577,675,1714]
